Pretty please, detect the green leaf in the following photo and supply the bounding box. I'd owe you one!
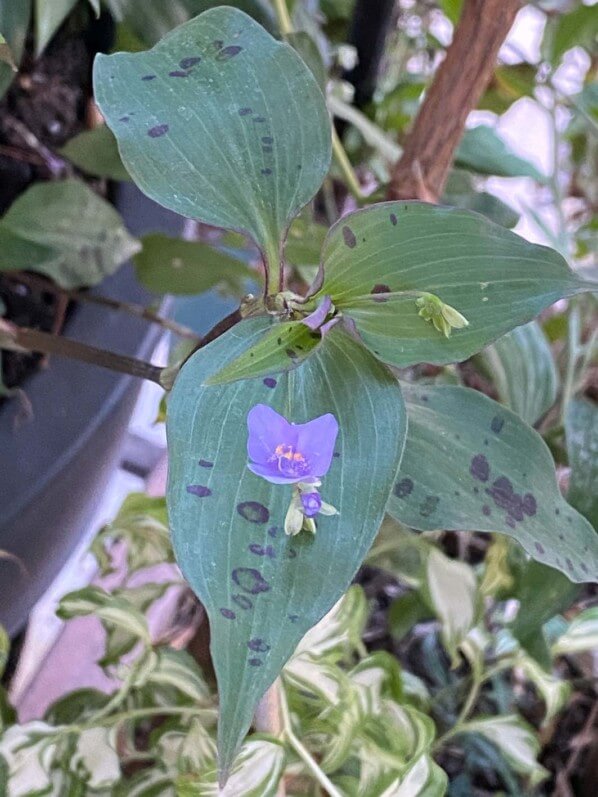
[177,738,285,797]
[549,2,598,62]
[388,384,598,583]
[206,320,325,385]
[440,0,463,24]
[35,0,78,56]
[57,585,152,646]
[102,583,171,666]
[60,124,132,181]
[553,607,598,656]
[0,178,140,288]
[479,64,537,115]
[166,317,406,777]
[456,126,547,182]
[459,715,548,786]
[133,233,253,296]
[72,728,120,791]
[0,721,58,796]
[379,755,448,797]
[516,652,570,723]
[0,626,8,680]
[442,171,519,229]
[0,1,31,99]
[478,321,559,425]
[94,7,331,279]
[565,398,598,529]
[145,648,212,705]
[93,493,172,575]
[0,34,17,71]
[316,202,584,368]
[389,591,432,642]
[424,549,479,666]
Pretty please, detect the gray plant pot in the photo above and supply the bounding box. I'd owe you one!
[0,184,182,636]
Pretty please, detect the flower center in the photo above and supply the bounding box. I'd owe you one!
[273,443,309,476]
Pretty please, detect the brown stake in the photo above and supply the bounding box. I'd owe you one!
[388,0,521,202]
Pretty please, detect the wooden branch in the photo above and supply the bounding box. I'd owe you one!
[388,0,521,202]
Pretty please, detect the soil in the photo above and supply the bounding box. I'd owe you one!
[0,13,103,394]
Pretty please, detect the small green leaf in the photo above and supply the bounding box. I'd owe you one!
[388,592,432,642]
[382,754,448,797]
[0,178,140,288]
[34,0,78,56]
[145,648,212,705]
[206,320,324,385]
[458,715,548,786]
[549,3,598,62]
[553,607,598,656]
[388,384,598,582]
[516,652,570,723]
[479,64,537,115]
[60,124,132,181]
[316,202,585,367]
[442,170,519,228]
[94,7,331,279]
[0,34,16,71]
[0,722,57,796]
[440,0,463,24]
[0,1,31,99]
[134,233,253,296]
[72,728,120,791]
[0,627,8,680]
[456,126,547,182]
[167,317,406,777]
[478,321,559,426]
[102,583,171,666]
[565,398,598,529]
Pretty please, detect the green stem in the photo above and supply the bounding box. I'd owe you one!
[55,706,216,738]
[331,128,365,202]
[273,0,293,35]
[280,682,344,797]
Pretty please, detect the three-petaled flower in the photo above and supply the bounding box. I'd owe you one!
[246,404,339,535]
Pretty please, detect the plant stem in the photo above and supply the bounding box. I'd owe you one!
[279,681,344,797]
[4,272,201,342]
[1,320,165,385]
[331,127,364,202]
[273,0,293,35]
[254,683,286,796]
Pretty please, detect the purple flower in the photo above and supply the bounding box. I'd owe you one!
[300,492,322,517]
[246,404,338,485]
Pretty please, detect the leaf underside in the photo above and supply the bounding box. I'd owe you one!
[388,384,598,583]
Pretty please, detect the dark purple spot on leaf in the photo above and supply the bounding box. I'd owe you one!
[342,226,357,248]
[180,56,201,69]
[581,563,589,575]
[237,501,269,524]
[491,416,504,434]
[268,526,279,538]
[169,70,189,77]
[141,74,156,81]
[484,439,489,446]
[262,136,273,144]
[239,107,253,116]
[566,557,574,572]
[261,168,273,175]
[419,495,439,517]
[198,459,213,468]
[248,658,262,666]
[232,567,270,594]
[394,478,414,499]
[217,45,243,60]
[289,614,299,622]
[390,213,397,225]
[119,115,130,122]
[470,454,490,482]
[232,594,253,610]
[212,39,224,49]
[187,484,211,497]
[286,548,297,559]
[333,452,340,458]
[148,124,169,138]
[371,284,391,302]
[534,542,544,555]
[482,505,491,516]
[248,543,276,558]
[254,116,266,122]
[473,487,479,494]
[220,608,235,619]
[522,493,537,517]
[263,377,277,388]
[420,394,429,402]
[248,638,270,653]
[506,516,516,528]
[286,348,297,360]
[262,146,273,153]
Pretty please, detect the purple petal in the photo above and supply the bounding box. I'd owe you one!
[295,413,339,478]
[247,461,302,484]
[247,404,296,465]
[301,295,332,331]
[301,492,322,517]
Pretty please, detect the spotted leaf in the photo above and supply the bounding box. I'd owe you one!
[94,7,331,284]
[316,202,588,367]
[167,317,406,779]
[388,384,598,583]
